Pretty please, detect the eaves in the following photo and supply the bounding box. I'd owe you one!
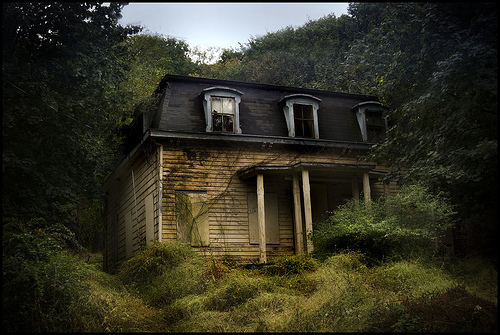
[149,129,374,150]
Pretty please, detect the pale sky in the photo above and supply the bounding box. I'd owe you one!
[119,2,350,50]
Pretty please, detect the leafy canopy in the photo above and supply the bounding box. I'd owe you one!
[351,3,498,214]
[2,3,140,230]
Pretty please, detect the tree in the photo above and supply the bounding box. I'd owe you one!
[343,3,497,258]
[347,3,497,204]
[196,13,360,90]
[191,47,246,81]
[2,2,140,246]
[117,33,197,116]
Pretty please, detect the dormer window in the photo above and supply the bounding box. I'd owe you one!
[201,87,243,134]
[281,94,321,139]
[211,96,235,132]
[352,101,388,143]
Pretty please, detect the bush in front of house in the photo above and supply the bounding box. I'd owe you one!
[117,240,205,298]
[312,183,456,262]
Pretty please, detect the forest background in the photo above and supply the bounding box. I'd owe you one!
[3,2,497,264]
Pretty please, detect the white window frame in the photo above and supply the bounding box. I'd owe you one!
[281,94,321,139]
[352,101,388,142]
[201,87,243,134]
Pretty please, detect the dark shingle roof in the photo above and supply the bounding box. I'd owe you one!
[151,74,380,143]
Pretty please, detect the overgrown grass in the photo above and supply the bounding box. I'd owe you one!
[114,245,496,332]
[3,202,497,332]
[4,238,497,332]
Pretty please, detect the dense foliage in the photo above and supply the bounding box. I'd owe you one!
[2,3,140,245]
[195,13,359,90]
[354,3,498,212]
[3,218,85,331]
[312,184,456,262]
[351,3,497,260]
[117,34,197,117]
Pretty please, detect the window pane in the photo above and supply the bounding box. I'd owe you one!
[365,111,385,142]
[293,104,315,138]
[293,104,313,120]
[213,114,234,132]
[211,96,222,113]
[303,119,314,138]
[213,114,223,131]
[367,126,384,142]
[211,96,235,115]
[222,97,235,115]
[365,111,383,126]
[223,115,234,132]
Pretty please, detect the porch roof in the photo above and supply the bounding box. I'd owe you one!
[237,162,377,180]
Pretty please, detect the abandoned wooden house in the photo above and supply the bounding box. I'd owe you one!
[103,74,398,272]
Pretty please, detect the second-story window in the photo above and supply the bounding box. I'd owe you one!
[280,94,321,139]
[352,101,389,143]
[211,96,235,132]
[201,86,243,134]
[365,110,385,142]
[293,103,315,138]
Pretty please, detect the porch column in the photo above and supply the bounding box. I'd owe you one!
[256,173,267,263]
[301,169,314,253]
[292,173,304,254]
[351,177,360,204]
[362,172,371,202]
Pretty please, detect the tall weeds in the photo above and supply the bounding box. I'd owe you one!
[3,183,496,332]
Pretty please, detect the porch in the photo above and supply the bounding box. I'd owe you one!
[238,162,387,263]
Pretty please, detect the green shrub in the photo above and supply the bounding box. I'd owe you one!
[2,217,162,332]
[117,240,200,290]
[117,242,234,309]
[312,183,456,261]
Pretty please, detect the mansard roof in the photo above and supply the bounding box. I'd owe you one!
[145,74,382,144]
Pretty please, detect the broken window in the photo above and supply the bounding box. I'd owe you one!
[211,96,235,132]
[201,87,243,134]
[176,191,210,246]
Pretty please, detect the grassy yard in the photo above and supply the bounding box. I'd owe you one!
[64,243,497,332]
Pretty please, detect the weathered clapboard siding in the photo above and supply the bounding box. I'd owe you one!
[104,144,161,272]
[157,137,397,263]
